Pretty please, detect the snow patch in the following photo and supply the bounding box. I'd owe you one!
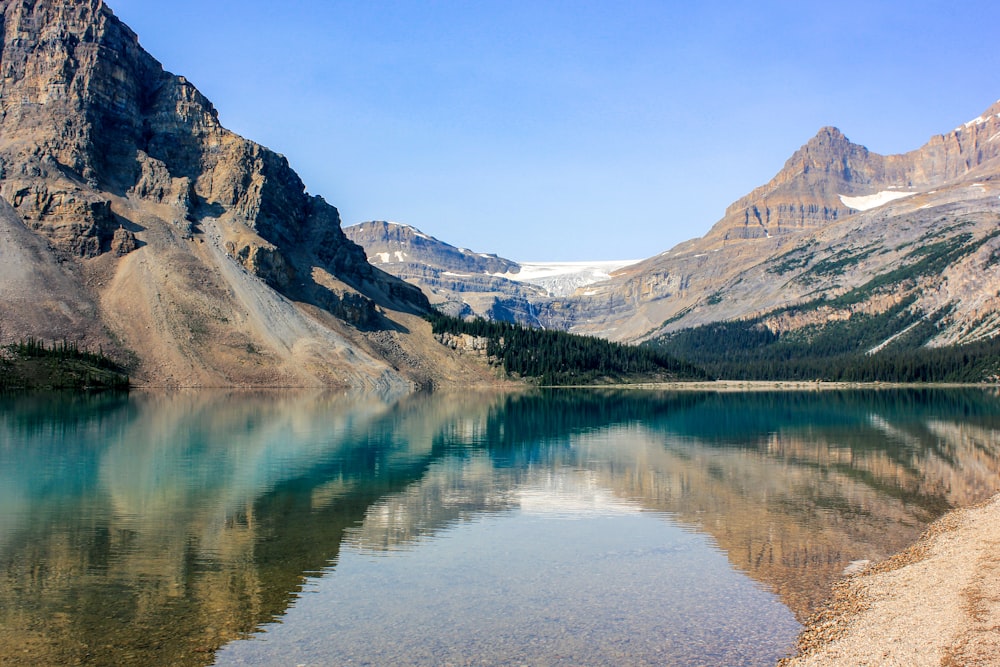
[370,250,408,263]
[956,112,1000,132]
[839,190,917,211]
[496,260,640,297]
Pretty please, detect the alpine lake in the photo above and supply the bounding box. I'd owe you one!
[3,387,1000,666]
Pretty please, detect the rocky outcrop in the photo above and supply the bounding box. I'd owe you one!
[347,220,519,275]
[705,104,1000,243]
[344,220,546,321]
[0,0,487,389]
[435,331,491,356]
[537,99,1000,343]
[0,0,396,288]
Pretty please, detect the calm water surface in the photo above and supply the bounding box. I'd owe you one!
[2,388,1000,666]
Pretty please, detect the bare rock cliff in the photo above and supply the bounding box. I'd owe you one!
[0,0,480,389]
[0,0,380,282]
[539,99,1000,343]
[344,220,546,320]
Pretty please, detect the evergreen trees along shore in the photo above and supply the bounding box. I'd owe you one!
[428,313,708,384]
[0,338,130,390]
[648,303,1000,383]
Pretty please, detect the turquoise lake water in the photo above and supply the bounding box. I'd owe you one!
[2,388,1000,666]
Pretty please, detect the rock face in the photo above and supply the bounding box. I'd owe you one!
[343,101,1000,351]
[705,105,1000,243]
[0,0,493,390]
[530,100,1000,344]
[344,220,548,321]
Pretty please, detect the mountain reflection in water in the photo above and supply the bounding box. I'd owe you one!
[1,388,999,666]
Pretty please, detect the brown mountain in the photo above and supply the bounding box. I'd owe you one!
[343,220,547,321]
[534,102,1000,344]
[338,101,1000,350]
[0,0,493,389]
[709,104,1000,242]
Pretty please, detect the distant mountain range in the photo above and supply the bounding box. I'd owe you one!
[350,103,1000,362]
[343,220,636,322]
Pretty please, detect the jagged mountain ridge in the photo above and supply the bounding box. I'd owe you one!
[347,101,1000,353]
[344,220,634,322]
[535,101,1000,345]
[0,0,492,389]
[344,220,546,321]
[707,102,1000,243]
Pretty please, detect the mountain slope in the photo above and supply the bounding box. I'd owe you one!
[0,0,496,390]
[343,103,1000,355]
[344,220,546,321]
[345,220,637,323]
[536,102,1000,346]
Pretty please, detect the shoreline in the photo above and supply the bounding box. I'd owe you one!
[779,493,1000,665]
[544,380,1000,391]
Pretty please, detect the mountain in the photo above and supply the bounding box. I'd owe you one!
[344,220,635,322]
[534,102,1000,347]
[0,0,496,390]
[345,104,1000,360]
[344,220,544,321]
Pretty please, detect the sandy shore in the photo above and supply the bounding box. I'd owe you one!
[780,493,1000,666]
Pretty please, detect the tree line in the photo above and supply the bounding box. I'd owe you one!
[649,305,1000,383]
[1,338,130,390]
[428,313,708,384]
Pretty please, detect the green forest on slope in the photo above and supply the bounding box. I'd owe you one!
[429,313,708,385]
[648,301,1000,383]
[648,229,1000,383]
[0,339,130,390]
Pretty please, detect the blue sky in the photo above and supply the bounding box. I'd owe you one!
[109,0,1000,261]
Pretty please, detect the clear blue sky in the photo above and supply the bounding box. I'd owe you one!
[109,0,1000,261]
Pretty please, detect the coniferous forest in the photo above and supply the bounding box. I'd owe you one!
[0,338,130,390]
[648,304,1000,383]
[433,299,1000,384]
[428,313,708,384]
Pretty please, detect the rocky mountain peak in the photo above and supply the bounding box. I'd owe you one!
[796,126,861,161]
[0,0,445,388]
[703,128,873,242]
[702,98,1000,245]
[959,99,1000,125]
[808,126,848,145]
[345,221,519,275]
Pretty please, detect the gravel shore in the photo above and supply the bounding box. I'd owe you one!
[780,493,1000,666]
